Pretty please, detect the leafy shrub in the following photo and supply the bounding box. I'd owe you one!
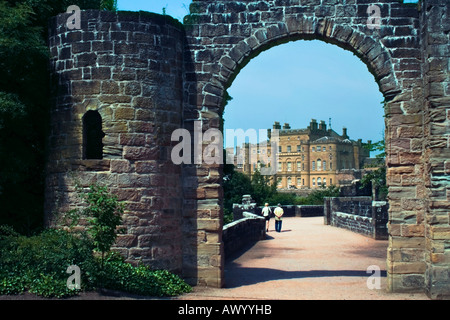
[0,185,191,298]
[0,224,20,239]
[0,228,191,298]
[98,252,191,297]
[0,229,93,298]
[69,184,125,268]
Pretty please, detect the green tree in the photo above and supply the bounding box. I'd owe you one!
[267,192,299,205]
[361,139,387,200]
[100,0,117,11]
[0,0,53,233]
[0,0,104,233]
[304,185,341,205]
[250,169,277,205]
[223,167,252,221]
[361,166,387,200]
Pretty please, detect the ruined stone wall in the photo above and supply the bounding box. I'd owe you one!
[222,212,266,260]
[294,205,324,217]
[44,0,450,297]
[325,197,389,239]
[46,10,186,273]
[332,211,374,236]
[420,0,450,300]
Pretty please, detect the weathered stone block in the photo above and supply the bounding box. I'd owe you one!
[429,226,450,240]
[115,234,137,247]
[119,133,145,146]
[72,81,101,95]
[110,159,131,173]
[123,146,159,160]
[114,107,135,120]
[101,81,120,94]
[91,67,111,80]
[135,161,158,173]
[388,261,427,274]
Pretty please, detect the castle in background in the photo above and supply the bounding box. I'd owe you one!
[228,119,374,189]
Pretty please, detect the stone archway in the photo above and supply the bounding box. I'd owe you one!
[181,0,448,298]
[45,0,450,299]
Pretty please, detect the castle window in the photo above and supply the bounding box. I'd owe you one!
[312,161,315,171]
[317,159,322,171]
[317,177,321,186]
[83,110,104,160]
[312,178,315,186]
[323,178,326,187]
[312,147,315,152]
[287,145,291,153]
[297,145,301,152]
[287,162,292,171]
[323,160,327,171]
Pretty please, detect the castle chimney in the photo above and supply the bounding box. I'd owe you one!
[283,123,291,129]
[342,127,348,139]
[319,120,327,131]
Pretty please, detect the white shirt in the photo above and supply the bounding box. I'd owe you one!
[262,206,271,217]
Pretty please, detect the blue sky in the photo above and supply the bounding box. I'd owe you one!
[223,40,385,148]
[117,0,191,21]
[117,0,419,153]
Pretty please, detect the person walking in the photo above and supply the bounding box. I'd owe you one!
[274,203,284,232]
[261,203,272,232]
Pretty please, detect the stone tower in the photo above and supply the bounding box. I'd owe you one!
[45,0,450,298]
[46,11,186,274]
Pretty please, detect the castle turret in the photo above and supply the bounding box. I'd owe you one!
[45,10,185,275]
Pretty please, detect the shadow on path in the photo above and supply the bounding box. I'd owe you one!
[224,265,387,288]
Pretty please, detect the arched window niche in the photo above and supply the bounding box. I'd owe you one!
[82,110,105,160]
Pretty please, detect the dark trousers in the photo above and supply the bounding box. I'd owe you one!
[275,220,282,232]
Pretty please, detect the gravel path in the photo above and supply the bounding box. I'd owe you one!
[177,216,429,300]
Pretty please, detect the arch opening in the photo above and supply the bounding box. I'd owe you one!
[82,110,105,160]
[219,36,390,290]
